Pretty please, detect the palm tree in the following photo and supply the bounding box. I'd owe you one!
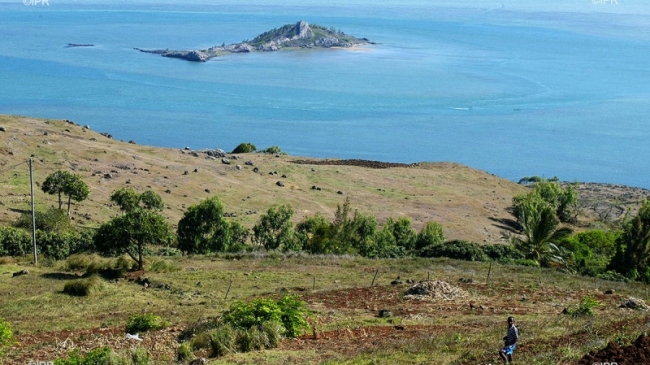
[511,196,573,269]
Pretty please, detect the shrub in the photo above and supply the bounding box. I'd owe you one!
[596,270,629,282]
[209,324,237,357]
[481,244,524,263]
[564,295,602,317]
[126,313,167,334]
[513,258,540,267]
[177,342,194,362]
[14,207,73,233]
[223,295,309,338]
[149,259,180,273]
[0,318,15,356]
[37,229,95,260]
[0,226,32,256]
[63,276,105,297]
[154,246,182,257]
[260,145,286,155]
[191,331,212,350]
[231,142,257,154]
[419,240,488,261]
[129,347,151,365]
[54,346,122,365]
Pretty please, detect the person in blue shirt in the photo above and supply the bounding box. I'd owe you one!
[499,316,518,364]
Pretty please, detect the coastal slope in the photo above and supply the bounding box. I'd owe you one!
[137,20,374,62]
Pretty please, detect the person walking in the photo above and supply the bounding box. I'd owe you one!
[499,316,518,364]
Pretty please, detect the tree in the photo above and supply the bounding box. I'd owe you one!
[511,194,573,268]
[110,187,163,213]
[252,205,294,250]
[96,188,170,270]
[513,179,578,224]
[608,200,650,280]
[41,170,90,217]
[387,217,417,251]
[95,209,171,270]
[416,221,445,250]
[177,196,232,254]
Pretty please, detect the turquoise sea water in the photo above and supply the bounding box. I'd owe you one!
[1,1,650,187]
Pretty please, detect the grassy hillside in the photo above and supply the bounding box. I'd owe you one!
[2,115,650,364]
[0,114,526,243]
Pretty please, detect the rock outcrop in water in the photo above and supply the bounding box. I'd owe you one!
[136,20,374,62]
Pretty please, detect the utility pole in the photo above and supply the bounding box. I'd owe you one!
[29,158,37,265]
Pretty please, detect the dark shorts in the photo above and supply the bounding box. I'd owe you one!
[501,344,516,356]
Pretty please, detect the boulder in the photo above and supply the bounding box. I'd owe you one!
[378,309,392,318]
[276,181,284,187]
[620,297,649,310]
[221,158,230,164]
[12,269,29,277]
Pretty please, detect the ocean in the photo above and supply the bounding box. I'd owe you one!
[1,0,650,187]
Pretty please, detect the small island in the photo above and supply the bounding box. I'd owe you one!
[136,20,375,62]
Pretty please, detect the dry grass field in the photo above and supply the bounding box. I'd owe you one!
[0,114,525,243]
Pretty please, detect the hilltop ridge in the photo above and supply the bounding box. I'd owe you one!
[137,20,374,62]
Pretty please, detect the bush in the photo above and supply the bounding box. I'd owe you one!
[231,142,257,154]
[481,244,524,263]
[564,295,601,317]
[154,246,182,257]
[513,258,540,267]
[223,295,309,338]
[54,346,122,365]
[209,324,237,357]
[177,342,194,362]
[0,226,32,256]
[596,270,629,282]
[129,347,151,365]
[418,240,488,262]
[126,313,167,334]
[63,276,105,297]
[149,259,180,273]
[0,318,15,356]
[260,145,286,155]
[14,207,73,233]
[37,229,96,260]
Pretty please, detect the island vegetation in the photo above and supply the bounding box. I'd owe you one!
[137,20,375,62]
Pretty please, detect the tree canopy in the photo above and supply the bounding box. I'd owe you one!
[41,170,90,217]
[177,196,232,254]
[96,188,170,269]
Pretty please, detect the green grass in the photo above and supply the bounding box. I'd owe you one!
[2,254,649,364]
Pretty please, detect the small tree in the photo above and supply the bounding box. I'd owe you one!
[96,189,170,270]
[388,217,417,251]
[608,200,650,280]
[511,194,573,268]
[252,205,294,250]
[177,196,232,254]
[42,170,90,217]
[416,221,445,250]
[513,179,578,224]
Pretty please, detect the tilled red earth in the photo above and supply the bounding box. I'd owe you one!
[7,326,180,365]
[577,333,650,365]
